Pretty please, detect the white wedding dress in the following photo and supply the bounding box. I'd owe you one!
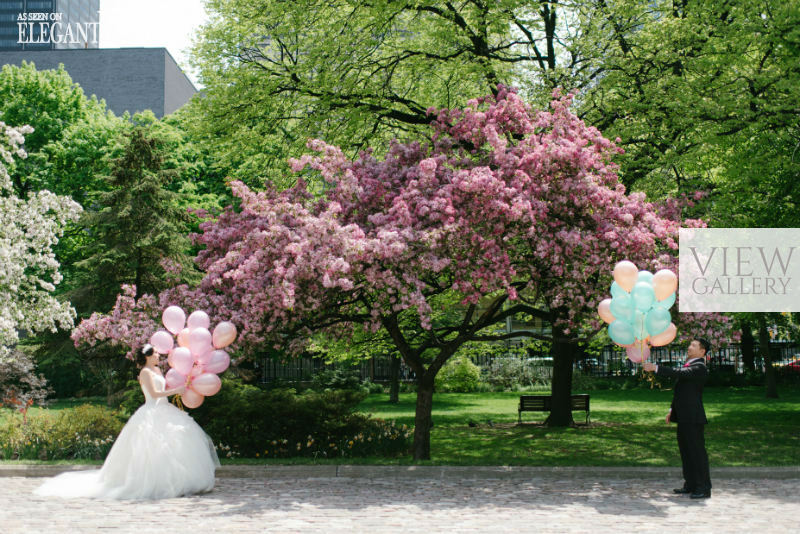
[35,373,220,500]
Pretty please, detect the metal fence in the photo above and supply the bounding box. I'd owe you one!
[258,342,799,383]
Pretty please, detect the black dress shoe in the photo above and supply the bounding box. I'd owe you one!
[673,488,693,494]
[690,491,711,499]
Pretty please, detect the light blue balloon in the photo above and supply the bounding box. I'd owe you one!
[633,310,648,339]
[645,308,671,336]
[609,320,635,346]
[609,294,635,322]
[637,270,654,284]
[610,281,628,299]
[654,291,676,309]
[631,281,655,311]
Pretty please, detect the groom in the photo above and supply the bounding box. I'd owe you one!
[643,338,712,499]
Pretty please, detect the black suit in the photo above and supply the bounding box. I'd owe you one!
[656,358,712,493]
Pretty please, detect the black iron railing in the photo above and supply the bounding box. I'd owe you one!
[258,342,799,383]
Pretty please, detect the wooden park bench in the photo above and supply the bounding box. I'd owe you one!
[517,394,590,424]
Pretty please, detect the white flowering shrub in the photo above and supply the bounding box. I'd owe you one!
[0,123,82,359]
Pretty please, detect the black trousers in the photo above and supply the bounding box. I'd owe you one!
[676,422,711,492]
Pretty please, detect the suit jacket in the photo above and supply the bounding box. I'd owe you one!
[656,358,708,424]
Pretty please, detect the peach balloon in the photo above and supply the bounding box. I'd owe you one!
[598,298,615,324]
[613,260,639,292]
[177,328,191,348]
[195,349,213,365]
[212,321,237,349]
[187,310,210,330]
[192,373,222,396]
[653,269,678,301]
[162,306,185,335]
[181,388,204,409]
[165,368,187,390]
[149,330,174,354]
[169,347,193,375]
[650,323,677,347]
[205,350,230,374]
[626,342,650,363]
[188,327,212,356]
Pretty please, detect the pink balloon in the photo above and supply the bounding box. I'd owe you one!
[196,349,213,365]
[181,388,204,409]
[165,368,187,389]
[149,330,174,354]
[190,363,205,377]
[613,260,639,292]
[177,328,191,348]
[191,373,222,396]
[205,350,230,374]
[653,269,678,301]
[650,323,678,347]
[212,321,237,349]
[598,298,615,324]
[626,342,651,363]
[162,306,186,335]
[169,347,194,375]
[187,310,211,330]
[188,327,212,356]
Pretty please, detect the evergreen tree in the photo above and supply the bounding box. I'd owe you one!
[74,127,195,313]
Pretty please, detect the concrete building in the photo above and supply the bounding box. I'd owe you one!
[0,47,197,117]
[0,1,196,117]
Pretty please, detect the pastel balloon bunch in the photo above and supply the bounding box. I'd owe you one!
[598,261,678,363]
[148,306,237,408]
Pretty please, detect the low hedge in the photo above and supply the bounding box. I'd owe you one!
[119,377,410,459]
[0,404,124,460]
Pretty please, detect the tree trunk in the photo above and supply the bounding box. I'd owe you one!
[412,378,435,460]
[545,327,575,426]
[388,353,400,404]
[757,316,779,398]
[106,377,114,406]
[740,321,755,372]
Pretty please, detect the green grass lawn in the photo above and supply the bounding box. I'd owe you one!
[3,387,798,466]
[0,397,108,425]
[354,386,800,467]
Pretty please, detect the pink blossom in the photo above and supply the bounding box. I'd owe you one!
[73,86,732,357]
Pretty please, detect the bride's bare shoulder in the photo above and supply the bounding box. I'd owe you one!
[138,367,155,381]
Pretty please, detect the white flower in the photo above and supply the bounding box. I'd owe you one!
[0,123,81,353]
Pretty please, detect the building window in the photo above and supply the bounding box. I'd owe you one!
[26,2,55,10]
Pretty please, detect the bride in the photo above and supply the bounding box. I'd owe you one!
[35,344,220,499]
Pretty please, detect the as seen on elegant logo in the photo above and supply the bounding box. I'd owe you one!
[17,12,99,45]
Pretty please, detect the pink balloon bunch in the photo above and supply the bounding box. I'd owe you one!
[597,261,678,364]
[148,306,237,408]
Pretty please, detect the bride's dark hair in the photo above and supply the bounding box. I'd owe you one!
[136,344,155,368]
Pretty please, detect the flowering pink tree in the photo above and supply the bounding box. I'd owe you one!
[75,87,730,459]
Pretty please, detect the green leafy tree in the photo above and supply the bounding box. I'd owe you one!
[189,0,616,187]
[580,0,800,205]
[73,127,197,312]
[0,62,126,301]
[0,61,115,197]
[57,127,200,401]
[578,3,799,383]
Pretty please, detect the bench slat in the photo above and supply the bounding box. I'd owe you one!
[518,394,590,424]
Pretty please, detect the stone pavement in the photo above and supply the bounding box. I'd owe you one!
[1,466,798,533]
